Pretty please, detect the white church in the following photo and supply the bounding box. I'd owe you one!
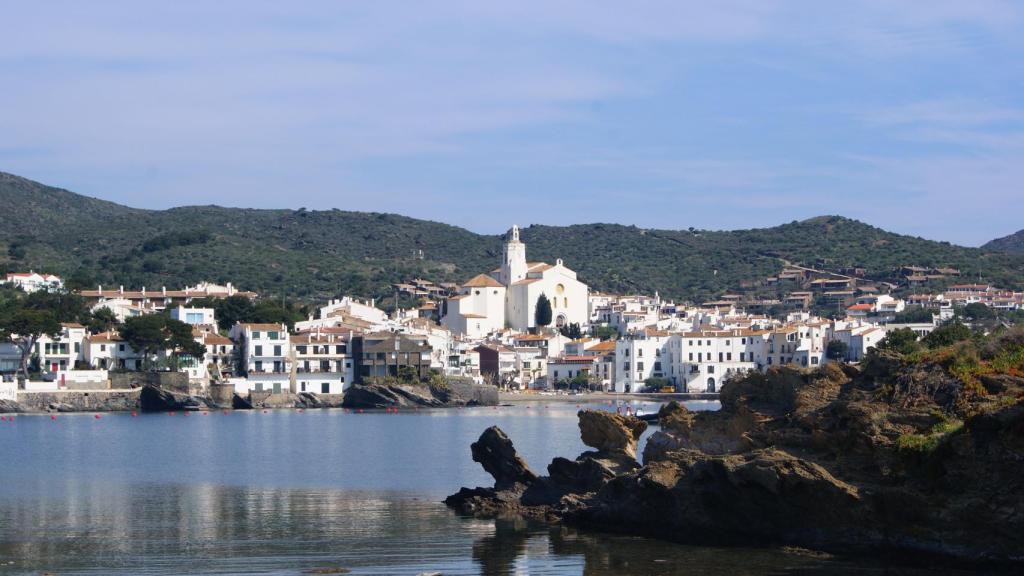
[442,225,589,338]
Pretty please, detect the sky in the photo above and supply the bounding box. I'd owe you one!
[1,1,1022,246]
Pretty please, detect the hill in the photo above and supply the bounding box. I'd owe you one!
[983,229,1024,254]
[3,171,1024,303]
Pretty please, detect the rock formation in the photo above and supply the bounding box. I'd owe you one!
[447,346,1024,562]
[138,385,208,412]
[341,381,498,409]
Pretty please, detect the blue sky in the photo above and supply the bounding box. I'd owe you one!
[2,1,1022,245]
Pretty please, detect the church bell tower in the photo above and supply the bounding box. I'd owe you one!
[500,225,527,286]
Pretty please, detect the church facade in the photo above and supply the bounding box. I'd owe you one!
[442,225,589,337]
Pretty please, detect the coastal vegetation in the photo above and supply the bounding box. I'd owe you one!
[4,171,1024,305]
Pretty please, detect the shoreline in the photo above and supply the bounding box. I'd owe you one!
[498,391,721,404]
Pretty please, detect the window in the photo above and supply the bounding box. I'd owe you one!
[637,362,644,371]
[100,344,106,352]
[273,345,282,356]
[255,361,263,371]
[718,352,723,362]
[269,331,279,340]
[698,352,702,362]
[725,340,730,346]
[638,349,643,357]
[297,346,307,354]
[740,352,745,361]
[255,345,263,356]
[301,382,307,392]
[742,338,747,345]
[252,331,260,339]
[119,344,125,352]
[622,362,630,371]
[322,383,330,394]
[553,370,559,379]
[727,352,732,361]
[688,352,693,361]
[708,365,715,374]
[811,357,819,365]
[336,345,345,354]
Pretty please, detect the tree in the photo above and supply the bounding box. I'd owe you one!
[211,295,256,331]
[0,307,61,381]
[876,328,920,356]
[923,320,972,349]
[166,318,206,369]
[826,339,849,361]
[893,306,935,324]
[592,325,618,341]
[535,293,552,327]
[86,307,118,334]
[559,322,583,339]
[121,315,170,368]
[961,303,995,322]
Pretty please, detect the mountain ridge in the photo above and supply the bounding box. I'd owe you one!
[2,170,1023,302]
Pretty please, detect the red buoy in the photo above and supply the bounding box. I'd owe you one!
[94,414,102,419]
[131,411,138,417]
[222,410,229,415]
[51,415,57,421]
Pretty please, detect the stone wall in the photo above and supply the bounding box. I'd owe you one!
[16,389,141,412]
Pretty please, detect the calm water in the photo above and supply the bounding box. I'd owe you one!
[0,401,997,575]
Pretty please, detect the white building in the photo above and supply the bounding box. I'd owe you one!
[443,225,589,336]
[229,323,292,395]
[292,331,352,395]
[170,306,217,328]
[3,271,63,293]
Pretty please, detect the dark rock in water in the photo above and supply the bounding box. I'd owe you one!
[139,385,205,412]
[341,382,498,409]
[295,392,344,409]
[341,383,444,409]
[0,399,23,413]
[232,393,253,410]
[472,426,537,489]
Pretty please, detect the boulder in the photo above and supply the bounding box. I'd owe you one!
[577,410,647,460]
[232,393,253,410]
[341,383,445,409]
[0,399,23,413]
[138,385,204,412]
[471,426,538,489]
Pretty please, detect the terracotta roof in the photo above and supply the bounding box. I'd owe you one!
[462,274,504,288]
[88,331,122,343]
[588,340,617,352]
[61,322,85,329]
[204,334,233,345]
[552,355,596,363]
[240,323,287,331]
[847,304,873,311]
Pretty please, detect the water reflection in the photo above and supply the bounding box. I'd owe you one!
[0,482,1006,575]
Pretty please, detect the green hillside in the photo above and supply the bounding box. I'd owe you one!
[2,171,1023,303]
[984,229,1024,254]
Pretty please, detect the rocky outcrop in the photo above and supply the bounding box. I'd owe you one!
[138,385,207,412]
[295,392,345,409]
[341,382,498,409]
[447,353,1024,563]
[0,399,23,413]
